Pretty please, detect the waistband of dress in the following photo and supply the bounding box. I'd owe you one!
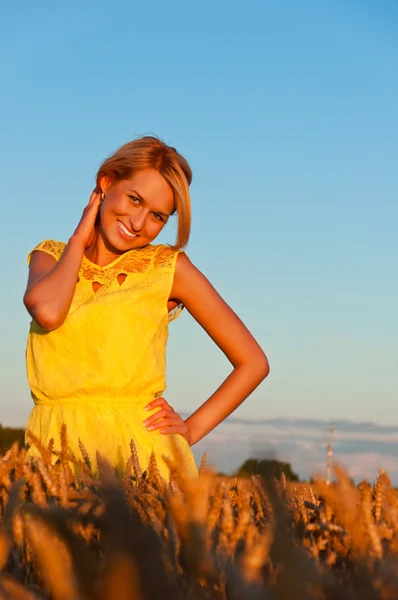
[33,393,162,406]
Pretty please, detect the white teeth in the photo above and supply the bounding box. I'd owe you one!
[118,220,136,238]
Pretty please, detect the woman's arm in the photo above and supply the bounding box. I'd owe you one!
[171,253,270,446]
[24,236,86,331]
[24,190,102,331]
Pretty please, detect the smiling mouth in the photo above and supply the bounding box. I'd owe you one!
[117,220,137,238]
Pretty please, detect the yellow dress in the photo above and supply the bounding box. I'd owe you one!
[25,239,198,480]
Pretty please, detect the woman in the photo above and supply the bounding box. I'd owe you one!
[23,136,270,479]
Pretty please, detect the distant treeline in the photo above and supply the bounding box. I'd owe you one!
[236,458,300,481]
[0,424,25,452]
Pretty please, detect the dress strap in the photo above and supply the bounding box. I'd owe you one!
[27,240,66,266]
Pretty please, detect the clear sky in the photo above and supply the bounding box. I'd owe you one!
[1,1,397,476]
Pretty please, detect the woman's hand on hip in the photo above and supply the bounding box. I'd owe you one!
[143,398,192,445]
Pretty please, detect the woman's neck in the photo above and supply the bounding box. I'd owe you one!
[84,230,125,267]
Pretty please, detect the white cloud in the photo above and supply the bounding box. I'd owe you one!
[191,418,398,483]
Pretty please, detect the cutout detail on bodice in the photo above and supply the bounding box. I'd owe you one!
[91,272,128,293]
[28,240,185,320]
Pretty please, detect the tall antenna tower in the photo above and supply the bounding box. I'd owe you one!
[326,423,334,485]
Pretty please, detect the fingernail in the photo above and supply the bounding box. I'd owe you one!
[143,419,149,426]
[146,425,154,431]
[144,404,151,410]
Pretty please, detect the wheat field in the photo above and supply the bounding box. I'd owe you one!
[0,425,397,600]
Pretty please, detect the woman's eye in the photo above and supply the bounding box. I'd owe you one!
[152,213,164,222]
[128,195,140,205]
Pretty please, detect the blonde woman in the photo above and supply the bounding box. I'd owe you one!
[23,136,270,479]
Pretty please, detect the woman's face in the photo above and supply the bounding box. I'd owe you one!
[99,168,175,251]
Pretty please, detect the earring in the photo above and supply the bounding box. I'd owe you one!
[101,192,105,203]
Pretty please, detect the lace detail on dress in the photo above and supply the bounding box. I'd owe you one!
[27,239,66,265]
[28,241,180,276]
[27,240,185,317]
[79,254,152,283]
[154,246,185,269]
[79,245,180,284]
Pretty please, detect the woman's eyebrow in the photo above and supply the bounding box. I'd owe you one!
[127,189,171,217]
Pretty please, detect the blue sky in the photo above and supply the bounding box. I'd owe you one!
[1,1,397,477]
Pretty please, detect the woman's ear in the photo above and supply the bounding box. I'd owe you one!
[99,175,112,194]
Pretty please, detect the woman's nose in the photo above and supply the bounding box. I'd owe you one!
[129,210,146,232]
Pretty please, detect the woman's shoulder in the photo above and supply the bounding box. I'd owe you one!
[27,239,66,265]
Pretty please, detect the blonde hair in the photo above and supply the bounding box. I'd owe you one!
[96,136,192,249]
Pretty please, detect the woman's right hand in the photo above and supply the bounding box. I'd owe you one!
[72,190,102,248]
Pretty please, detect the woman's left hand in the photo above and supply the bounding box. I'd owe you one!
[143,398,192,445]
